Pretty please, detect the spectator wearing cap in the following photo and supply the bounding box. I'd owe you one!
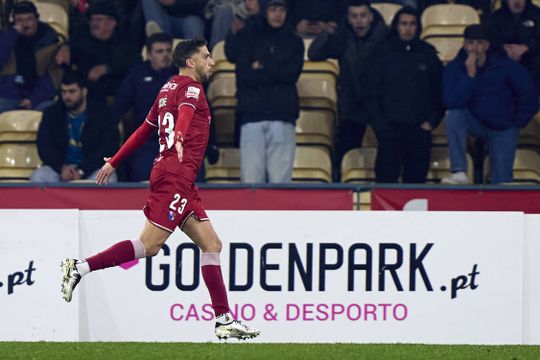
[141,0,207,39]
[442,24,539,184]
[486,0,540,91]
[110,33,177,181]
[235,0,304,183]
[364,6,444,183]
[0,1,62,113]
[56,1,140,97]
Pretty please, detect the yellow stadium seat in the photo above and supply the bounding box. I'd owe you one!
[428,146,473,183]
[485,149,540,184]
[422,4,480,30]
[34,2,68,39]
[205,148,240,183]
[0,143,41,179]
[297,72,337,113]
[425,37,463,63]
[341,148,377,183]
[371,3,402,25]
[214,108,236,146]
[207,72,236,106]
[362,126,378,148]
[38,0,69,14]
[518,116,540,149]
[432,119,448,146]
[295,110,334,152]
[293,146,332,183]
[211,40,235,74]
[0,110,42,142]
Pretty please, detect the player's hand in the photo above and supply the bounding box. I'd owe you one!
[96,157,115,185]
[175,135,184,163]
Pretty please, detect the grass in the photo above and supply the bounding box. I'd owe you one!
[1,343,540,360]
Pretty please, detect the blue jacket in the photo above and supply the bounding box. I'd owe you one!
[443,49,539,130]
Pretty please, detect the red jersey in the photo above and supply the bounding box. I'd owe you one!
[145,75,211,183]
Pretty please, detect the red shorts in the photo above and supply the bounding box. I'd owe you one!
[143,168,208,232]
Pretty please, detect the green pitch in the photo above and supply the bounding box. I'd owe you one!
[2,343,540,360]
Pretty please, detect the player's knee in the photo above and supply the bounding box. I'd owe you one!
[201,236,222,253]
[145,243,163,257]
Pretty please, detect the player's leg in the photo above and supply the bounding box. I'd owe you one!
[182,216,260,340]
[61,220,171,302]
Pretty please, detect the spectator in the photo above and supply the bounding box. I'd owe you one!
[308,0,388,178]
[442,25,538,184]
[30,72,119,183]
[290,0,343,38]
[486,0,540,90]
[56,1,140,97]
[142,0,207,38]
[365,6,444,183]
[0,1,62,112]
[235,0,304,183]
[224,0,262,63]
[111,33,177,182]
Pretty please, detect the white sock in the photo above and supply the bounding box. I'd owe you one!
[76,260,90,277]
[216,312,233,324]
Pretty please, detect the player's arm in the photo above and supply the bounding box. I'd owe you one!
[96,116,157,185]
[174,104,195,162]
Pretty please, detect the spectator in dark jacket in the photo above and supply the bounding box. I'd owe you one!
[111,33,177,182]
[224,0,262,63]
[235,0,304,183]
[365,6,444,183]
[486,0,540,90]
[30,72,119,183]
[308,0,388,176]
[0,1,62,112]
[442,25,538,184]
[57,1,140,97]
[289,0,344,38]
[142,0,207,38]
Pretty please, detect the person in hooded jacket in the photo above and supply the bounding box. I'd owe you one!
[442,24,538,185]
[234,0,304,183]
[364,6,444,183]
[308,0,388,179]
[486,0,540,91]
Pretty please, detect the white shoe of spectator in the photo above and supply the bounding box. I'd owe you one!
[145,21,163,37]
[441,171,471,184]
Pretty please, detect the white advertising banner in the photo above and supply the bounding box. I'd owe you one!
[79,211,524,344]
[523,215,540,345]
[0,210,79,341]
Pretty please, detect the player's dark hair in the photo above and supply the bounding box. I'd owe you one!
[348,0,371,9]
[61,71,86,88]
[173,37,208,68]
[146,32,173,52]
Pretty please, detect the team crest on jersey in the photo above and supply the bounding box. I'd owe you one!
[159,98,167,108]
[168,210,175,221]
[186,86,200,100]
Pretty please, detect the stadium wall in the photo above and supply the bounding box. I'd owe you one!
[1,209,538,344]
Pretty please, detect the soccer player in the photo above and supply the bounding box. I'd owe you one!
[60,38,260,340]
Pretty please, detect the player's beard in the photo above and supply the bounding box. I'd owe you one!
[196,64,211,84]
